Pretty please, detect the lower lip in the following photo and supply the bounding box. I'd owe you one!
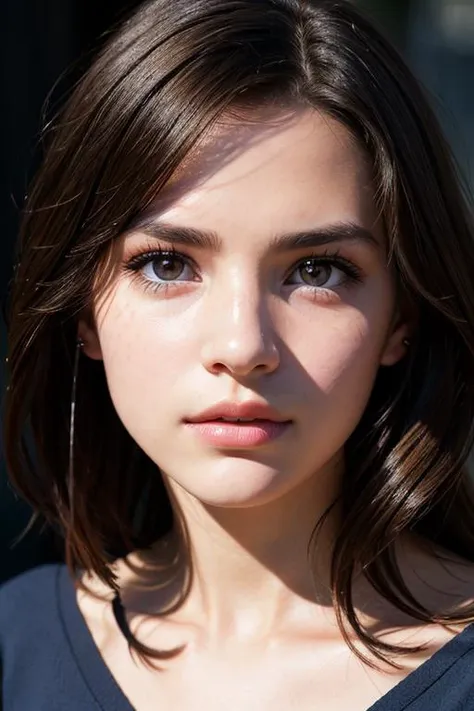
[184,420,291,448]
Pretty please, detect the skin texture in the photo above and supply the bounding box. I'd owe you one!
[82,108,406,510]
[76,109,473,710]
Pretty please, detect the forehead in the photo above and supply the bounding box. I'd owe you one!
[134,108,379,242]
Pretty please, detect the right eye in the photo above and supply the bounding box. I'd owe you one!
[125,249,197,287]
[141,253,194,283]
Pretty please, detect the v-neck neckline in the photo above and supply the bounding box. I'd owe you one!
[56,565,474,711]
[57,565,135,710]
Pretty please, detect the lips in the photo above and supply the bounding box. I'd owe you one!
[185,400,290,425]
[214,417,261,423]
[183,401,292,448]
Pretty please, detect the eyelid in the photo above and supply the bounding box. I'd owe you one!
[124,244,198,272]
[285,251,363,283]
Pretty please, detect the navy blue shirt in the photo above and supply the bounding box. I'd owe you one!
[1,564,474,710]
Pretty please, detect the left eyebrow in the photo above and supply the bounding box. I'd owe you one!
[269,222,379,253]
[130,219,379,253]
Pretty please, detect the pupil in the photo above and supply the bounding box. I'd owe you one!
[153,257,183,280]
[301,261,330,286]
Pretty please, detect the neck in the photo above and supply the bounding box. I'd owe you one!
[157,459,343,638]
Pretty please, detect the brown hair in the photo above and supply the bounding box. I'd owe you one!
[4,0,474,666]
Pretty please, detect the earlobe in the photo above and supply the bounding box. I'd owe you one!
[379,326,411,367]
[380,294,416,367]
[77,318,103,361]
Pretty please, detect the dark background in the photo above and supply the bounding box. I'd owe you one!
[0,0,140,583]
[1,0,473,584]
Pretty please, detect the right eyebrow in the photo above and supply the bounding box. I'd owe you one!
[137,222,221,251]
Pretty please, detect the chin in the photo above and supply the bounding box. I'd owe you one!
[166,456,293,509]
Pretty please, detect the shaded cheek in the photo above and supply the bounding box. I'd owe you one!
[312,342,368,396]
[301,312,386,397]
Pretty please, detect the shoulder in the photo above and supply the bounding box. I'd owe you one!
[0,564,106,710]
[0,562,65,610]
[0,565,70,690]
[0,563,67,645]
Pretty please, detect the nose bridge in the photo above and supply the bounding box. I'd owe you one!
[227,264,260,328]
[200,262,279,376]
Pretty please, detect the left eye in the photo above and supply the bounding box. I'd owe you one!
[141,254,194,282]
[286,259,346,289]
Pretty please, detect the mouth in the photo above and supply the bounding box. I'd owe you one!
[186,400,289,424]
[183,416,292,449]
[183,400,292,448]
[211,417,277,423]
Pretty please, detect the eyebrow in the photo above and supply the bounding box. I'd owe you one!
[132,219,379,253]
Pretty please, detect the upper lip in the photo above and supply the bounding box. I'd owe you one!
[185,401,290,423]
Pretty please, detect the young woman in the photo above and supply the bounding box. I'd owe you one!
[2,0,474,709]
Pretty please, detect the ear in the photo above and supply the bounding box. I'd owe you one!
[77,314,103,361]
[379,313,412,367]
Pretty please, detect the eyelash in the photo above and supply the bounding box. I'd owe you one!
[123,245,364,295]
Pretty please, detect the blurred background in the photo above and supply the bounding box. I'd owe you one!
[1,0,473,583]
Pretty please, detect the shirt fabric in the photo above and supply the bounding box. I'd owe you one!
[1,564,474,710]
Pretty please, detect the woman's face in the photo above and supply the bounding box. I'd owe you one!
[81,109,408,508]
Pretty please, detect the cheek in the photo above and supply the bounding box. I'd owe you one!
[288,294,392,429]
[95,292,194,418]
[293,290,391,379]
[317,321,376,384]
[295,322,378,416]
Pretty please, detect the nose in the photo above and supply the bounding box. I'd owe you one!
[200,274,280,378]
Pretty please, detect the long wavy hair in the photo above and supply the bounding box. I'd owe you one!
[4,0,474,666]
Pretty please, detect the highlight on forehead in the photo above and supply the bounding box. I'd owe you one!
[172,100,299,179]
[138,103,302,220]
[135,102,371,230]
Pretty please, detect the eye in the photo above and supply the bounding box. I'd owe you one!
[142,253,193,282]
[125,249,197,286]
[286,256,361,290]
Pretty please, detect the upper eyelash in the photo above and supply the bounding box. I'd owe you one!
[123,246,363,285]
[124,245,194,272]
[286,249,363,283]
